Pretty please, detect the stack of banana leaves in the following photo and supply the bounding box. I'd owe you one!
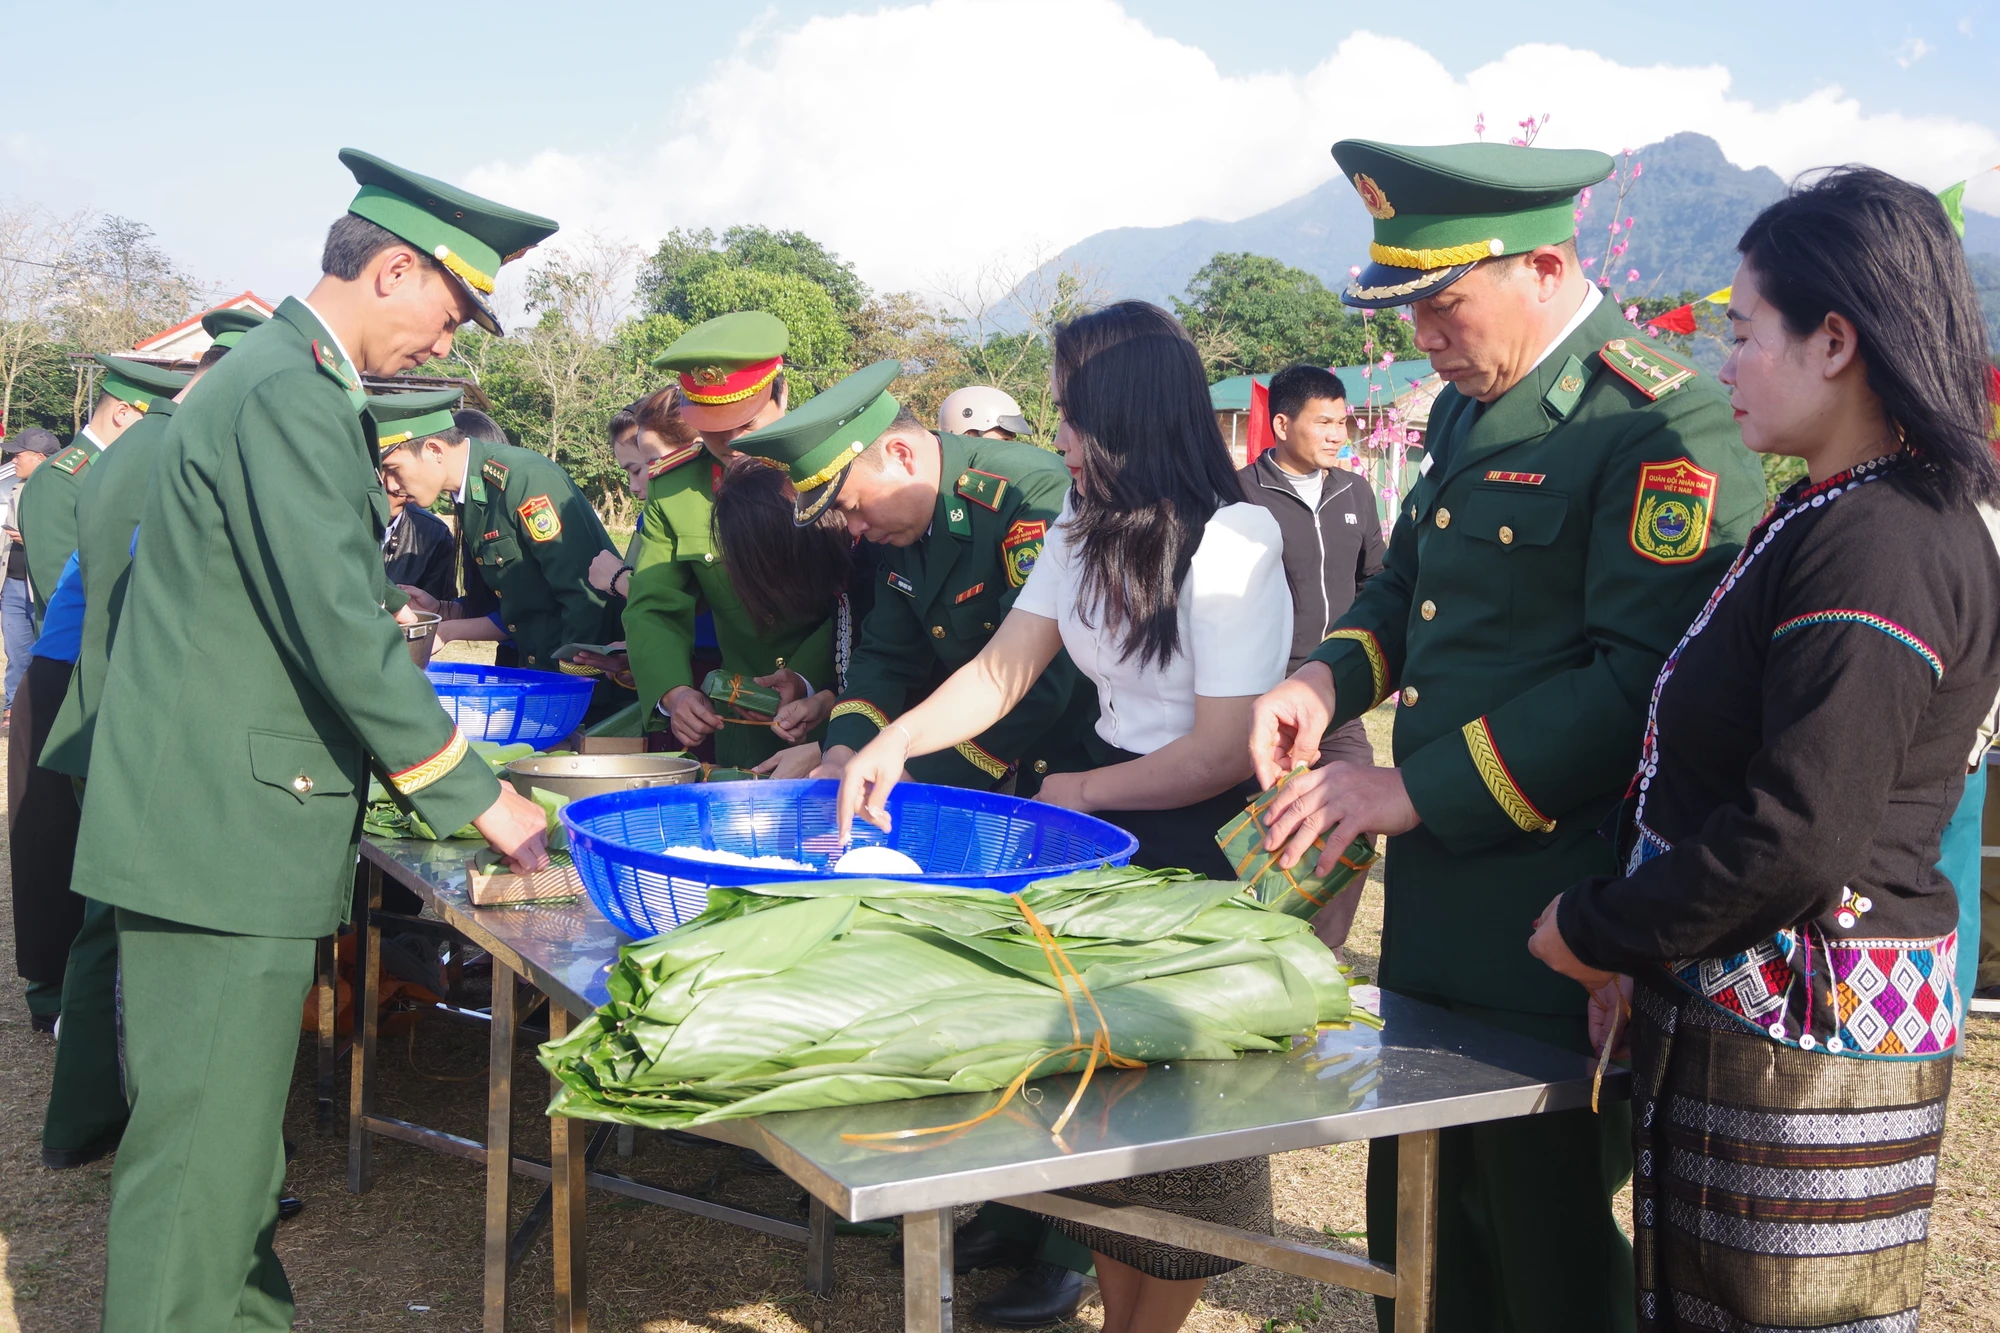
[538,866,1372,1132]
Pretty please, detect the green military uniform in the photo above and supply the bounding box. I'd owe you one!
[736,359,1097,1282]
[1308,141,1765,1333]
[72,152,553,1330]
[624,313,835,769]
[39,321,263,1167]
[744,361,1092,789]
[14,355,173,624]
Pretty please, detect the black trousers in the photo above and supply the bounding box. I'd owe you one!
[1084,735,1254,880]
[10,656,84,985]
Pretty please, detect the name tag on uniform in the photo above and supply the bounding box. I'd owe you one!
[885,570,915,597]
[1419,454,1434,476]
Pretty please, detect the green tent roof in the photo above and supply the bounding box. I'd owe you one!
[1210,358,1434,413]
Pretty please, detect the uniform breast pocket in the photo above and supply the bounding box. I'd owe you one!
[948,592,1004,643]
[1458,487,1569,553]
[248,730,360,804]
[476,536,524,571]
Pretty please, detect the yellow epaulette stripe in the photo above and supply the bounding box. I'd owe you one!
[1323,628,1389,708]
[389,729,469,796]
[830,700,890,730]
[1461,716,1555,833]
[955,741,1010,781]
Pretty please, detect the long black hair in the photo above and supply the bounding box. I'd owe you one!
[711,455,852,630]
[1737,165,2000,507]
[1053,300,1242,669]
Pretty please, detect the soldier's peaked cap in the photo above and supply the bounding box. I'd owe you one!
[733,358,901,526]
[368,388,465,455]
[1333,140,1613,309]
[94,355,190,413]
[339,148,559,338]
[201,306,269,349]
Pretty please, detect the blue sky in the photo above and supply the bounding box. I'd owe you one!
[4,0,1997,307]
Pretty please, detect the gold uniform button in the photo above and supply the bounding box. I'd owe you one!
[1401,686,1420,706]
[1032,760,1049,775]
[291,774,314,795]
[526,655,538,665]
[931,625,945,639]
[1498,525,1515,545]
[1420,600,1436,620]
[982,622,994,631]
[1435,508,1451,529]
[507,623,518,632]
[703,552,715,563]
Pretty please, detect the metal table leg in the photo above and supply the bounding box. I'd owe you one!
[347,862,384,1193]
[1392,1129,1439,1333]
[902,1208,953,1333]
[805,1195,834,1297]
[485,963,517,1333]
[550,1005,588,1332]
[314,931,339,1134]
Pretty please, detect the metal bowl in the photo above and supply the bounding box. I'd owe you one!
[402,611,442,668]
[505,753,702,802]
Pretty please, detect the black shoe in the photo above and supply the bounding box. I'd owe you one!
[894,1215,1037,1274]
[30,1012,58,1034]
[283,1138,297,1164]
[42,1127,123,1171]
[277,1196,305,1222]
[973,1262,1093,1329]
[738,1148,784,1174]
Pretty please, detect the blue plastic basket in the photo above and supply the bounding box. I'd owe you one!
[560,779,1139,938]
[425,664,593,747]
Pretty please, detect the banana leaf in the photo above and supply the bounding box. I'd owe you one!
[1216,766,1376,921]
[538,868,1366,1130]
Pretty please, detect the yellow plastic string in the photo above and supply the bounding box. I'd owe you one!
[1590,992,1631,1114]
[841,896,1138,1145]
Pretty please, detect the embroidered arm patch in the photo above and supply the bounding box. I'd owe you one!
[1630,458,1718,565]
[518,494,562,542]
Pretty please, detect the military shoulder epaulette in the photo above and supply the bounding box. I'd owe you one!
[649,443,704,478]
[50,446,92,476]
[954,468,1009,512]
[1599,337,1696,400]
[481,457,510,489]
[310,340,359,392]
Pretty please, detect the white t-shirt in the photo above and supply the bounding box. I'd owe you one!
[1014,499,1292,755]
[1278,464,1324,509]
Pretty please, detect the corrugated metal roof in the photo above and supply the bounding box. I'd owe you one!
[1210,358,1435,412]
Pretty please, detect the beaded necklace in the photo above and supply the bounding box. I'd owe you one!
[1627,450,1911,868]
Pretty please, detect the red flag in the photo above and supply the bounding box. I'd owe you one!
[1246,377,1275,463]
[1645,303,1698,336]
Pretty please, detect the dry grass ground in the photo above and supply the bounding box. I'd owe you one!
[1,704,1995,1331]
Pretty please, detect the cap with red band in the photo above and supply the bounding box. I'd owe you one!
[652,311,790,434]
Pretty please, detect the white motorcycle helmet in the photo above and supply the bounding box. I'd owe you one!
[938,385,1033,438]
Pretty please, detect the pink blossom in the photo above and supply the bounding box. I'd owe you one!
[1631,162,1643,178]
[1624,216,1635,229]
[1363,341,1374,356]
[1626,268,1640,282]
[1349,265,1362,278]
[1474,112,1486,136]
[1608,220,1621,235]
[1581,256,1597,269]
[1578,187,1593,209]
[1509,137,1526,146]
[1380,353,1394,369]
[1396,310,1412,323]
[1624,304,1640,321]
[1645,326,1660,338]
[1599,278,1612,288]
[1611,242,1628,257]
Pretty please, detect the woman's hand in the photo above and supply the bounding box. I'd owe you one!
[1586,974,1633,1060]
[572,646,634,690]
[1031,771,1094,812]
[767,688,835,744]
[1527,893,1618,990]
[664,685,724,748]
[836,728,912,840]
[754,743,823,781]
[589,551,627,596]
[1258,762,1418,873]
[1249,664,1336,789]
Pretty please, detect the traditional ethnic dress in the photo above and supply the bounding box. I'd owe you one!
[1558,454,2000,1332]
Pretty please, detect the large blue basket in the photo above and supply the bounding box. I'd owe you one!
[426,664,592,747]
[560,780,1139,938]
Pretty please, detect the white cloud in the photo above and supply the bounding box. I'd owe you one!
[464,0,2000,296]
[1894,36,1933,67]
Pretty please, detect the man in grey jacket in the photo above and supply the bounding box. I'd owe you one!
[1237,364,1386,949]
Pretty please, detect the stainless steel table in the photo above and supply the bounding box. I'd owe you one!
[356,835,1629,1333]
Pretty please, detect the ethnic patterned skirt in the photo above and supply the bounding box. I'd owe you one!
[1046,1156,1273,1281]
[1629,973,1951,1332]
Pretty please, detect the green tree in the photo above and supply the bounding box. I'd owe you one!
[1172,252,1416,379]
[637,225,869,326]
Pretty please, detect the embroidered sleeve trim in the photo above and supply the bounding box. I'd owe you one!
[1323,628,1390,707]
[389,729,470,796]
[829,700,889,730]
[1771,610,1943,682]
[955,741,1010,780]
[558,661,602,677]
[1461,716,1557,833]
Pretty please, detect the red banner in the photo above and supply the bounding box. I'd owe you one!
[1247,378,1275,463]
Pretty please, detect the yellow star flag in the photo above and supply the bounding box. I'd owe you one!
[1701,286,1732,306]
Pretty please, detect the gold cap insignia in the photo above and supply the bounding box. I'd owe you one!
[1353,173,1395,220]
[688,365,728,387]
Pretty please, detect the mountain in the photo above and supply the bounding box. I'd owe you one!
[1044,133,2000,327]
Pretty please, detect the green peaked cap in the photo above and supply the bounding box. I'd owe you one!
[734,358,901,525]
[367,387,464,454]
[338,148,559,338]
[1332,139,1613,308]
[94,354,189,413]
[651,310,788,373]
[201,306,269,349]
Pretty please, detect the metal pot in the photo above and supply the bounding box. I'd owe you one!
[505,753,702,802]
[402,611,442,668]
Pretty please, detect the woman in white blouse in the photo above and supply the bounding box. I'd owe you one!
[836,301,1291,1333]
